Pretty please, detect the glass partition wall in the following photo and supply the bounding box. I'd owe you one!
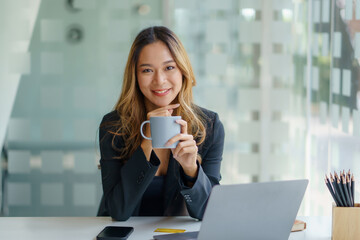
[170,0,312,215]
[1,0,164,216]
[0,0,359,217]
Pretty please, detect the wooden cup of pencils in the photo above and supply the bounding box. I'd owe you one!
[325,170,359,240]
[332,203,360,240]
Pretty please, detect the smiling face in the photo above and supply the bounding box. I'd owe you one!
[137,41,183,111]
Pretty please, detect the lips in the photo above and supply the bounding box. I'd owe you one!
[152,88,171,96]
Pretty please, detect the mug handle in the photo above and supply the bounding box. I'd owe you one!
[140,120,152,140]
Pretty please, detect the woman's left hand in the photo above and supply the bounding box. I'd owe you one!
[165,119,198,178]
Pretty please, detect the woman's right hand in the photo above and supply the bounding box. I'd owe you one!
[143,103,180,138]
[141,103,180,159]
[146,103,180,118]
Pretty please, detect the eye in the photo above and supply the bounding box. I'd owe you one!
[142,68,152,73]
[166,66,175,70]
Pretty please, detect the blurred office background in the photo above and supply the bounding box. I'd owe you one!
[0,0,359,217]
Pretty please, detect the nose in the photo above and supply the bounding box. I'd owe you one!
[154,70,166,84]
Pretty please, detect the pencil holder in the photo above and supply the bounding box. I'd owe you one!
[332,203,360,240]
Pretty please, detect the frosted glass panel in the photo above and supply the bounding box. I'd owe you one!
[312,67,319,91]
[331,143,340,169]
[322,0,330,23]
[269,122,289,143]
[107,52,127,75]
[353,110,360,136]
[202,88,228,112]
[8,118,31,141]
[41,20,63,42]
[355,33,360,58]
[73,0,96,9]
[313,0,320,23]
[272,22,291,44]
[73,184,96,206]
[41,183,64,206]
[268,154,289,174]
[272,0,292,9]
[205,53,227,75]
[331,104,340,128]
[270,54,292,77]
[108,20,131,42]
[8,183,31,206]
[3,0,156,217]
[8,151,31,173]
[41,151,63,173]
[270,90,290,111]
[237,89,260,111]
[239,22,261,43]
[73,87,97,109]
[312,33,319,56]
[303,66,307,88]
[107,0,130,9]
[342,69,351,97]
[237,153,259,174]
[41,86,63,109]
[206,20,229,43]
[342,107,350,133]
[333,32,342,58]
[41,119,63,141]
[322,33,329,56]
[206,0,231,10]
[332,68,341,94]
[320,102,327,124]
[239,0,262,10]
[41,52,63,74]
[73,119,98,141]
[345,0,353,20]
[73,151,96,173]
[238,123,260,142]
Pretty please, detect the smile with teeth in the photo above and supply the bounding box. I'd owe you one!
[154,89,168,93]
[152,88,171,96]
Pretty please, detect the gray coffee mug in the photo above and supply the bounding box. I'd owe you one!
[140,116,181,149]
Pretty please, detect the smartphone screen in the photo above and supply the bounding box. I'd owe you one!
[97,226,134,240]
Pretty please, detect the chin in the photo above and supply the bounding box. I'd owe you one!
[150,98,175,108]
[154,102,172,108]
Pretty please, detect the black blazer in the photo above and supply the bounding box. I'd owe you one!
[97,107,225,221]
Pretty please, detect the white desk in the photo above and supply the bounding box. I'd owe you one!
[0,216,331,240]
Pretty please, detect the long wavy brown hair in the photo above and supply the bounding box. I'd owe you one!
[106,26,207,160]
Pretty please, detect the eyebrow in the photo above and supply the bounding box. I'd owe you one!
[138,60,175,68]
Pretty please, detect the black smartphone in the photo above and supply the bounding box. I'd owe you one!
[96,226,134,240]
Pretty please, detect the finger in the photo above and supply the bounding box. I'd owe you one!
[153,104,180,113]
[172,140,196,157]
[165,134,193,147]
[147,104,180,118]
[147,109,172,118]
[176,145,198,158]
[175,119,188,134]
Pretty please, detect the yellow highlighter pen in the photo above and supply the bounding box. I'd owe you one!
[154,228,186,233]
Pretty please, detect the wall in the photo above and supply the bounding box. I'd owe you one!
[2,0,163,216]
[169,0,360,216]
[1,0,360,217]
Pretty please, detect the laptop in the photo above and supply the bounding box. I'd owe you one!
[153,179,308,240]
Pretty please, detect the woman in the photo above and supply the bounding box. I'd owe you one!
[97,26,225,221]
